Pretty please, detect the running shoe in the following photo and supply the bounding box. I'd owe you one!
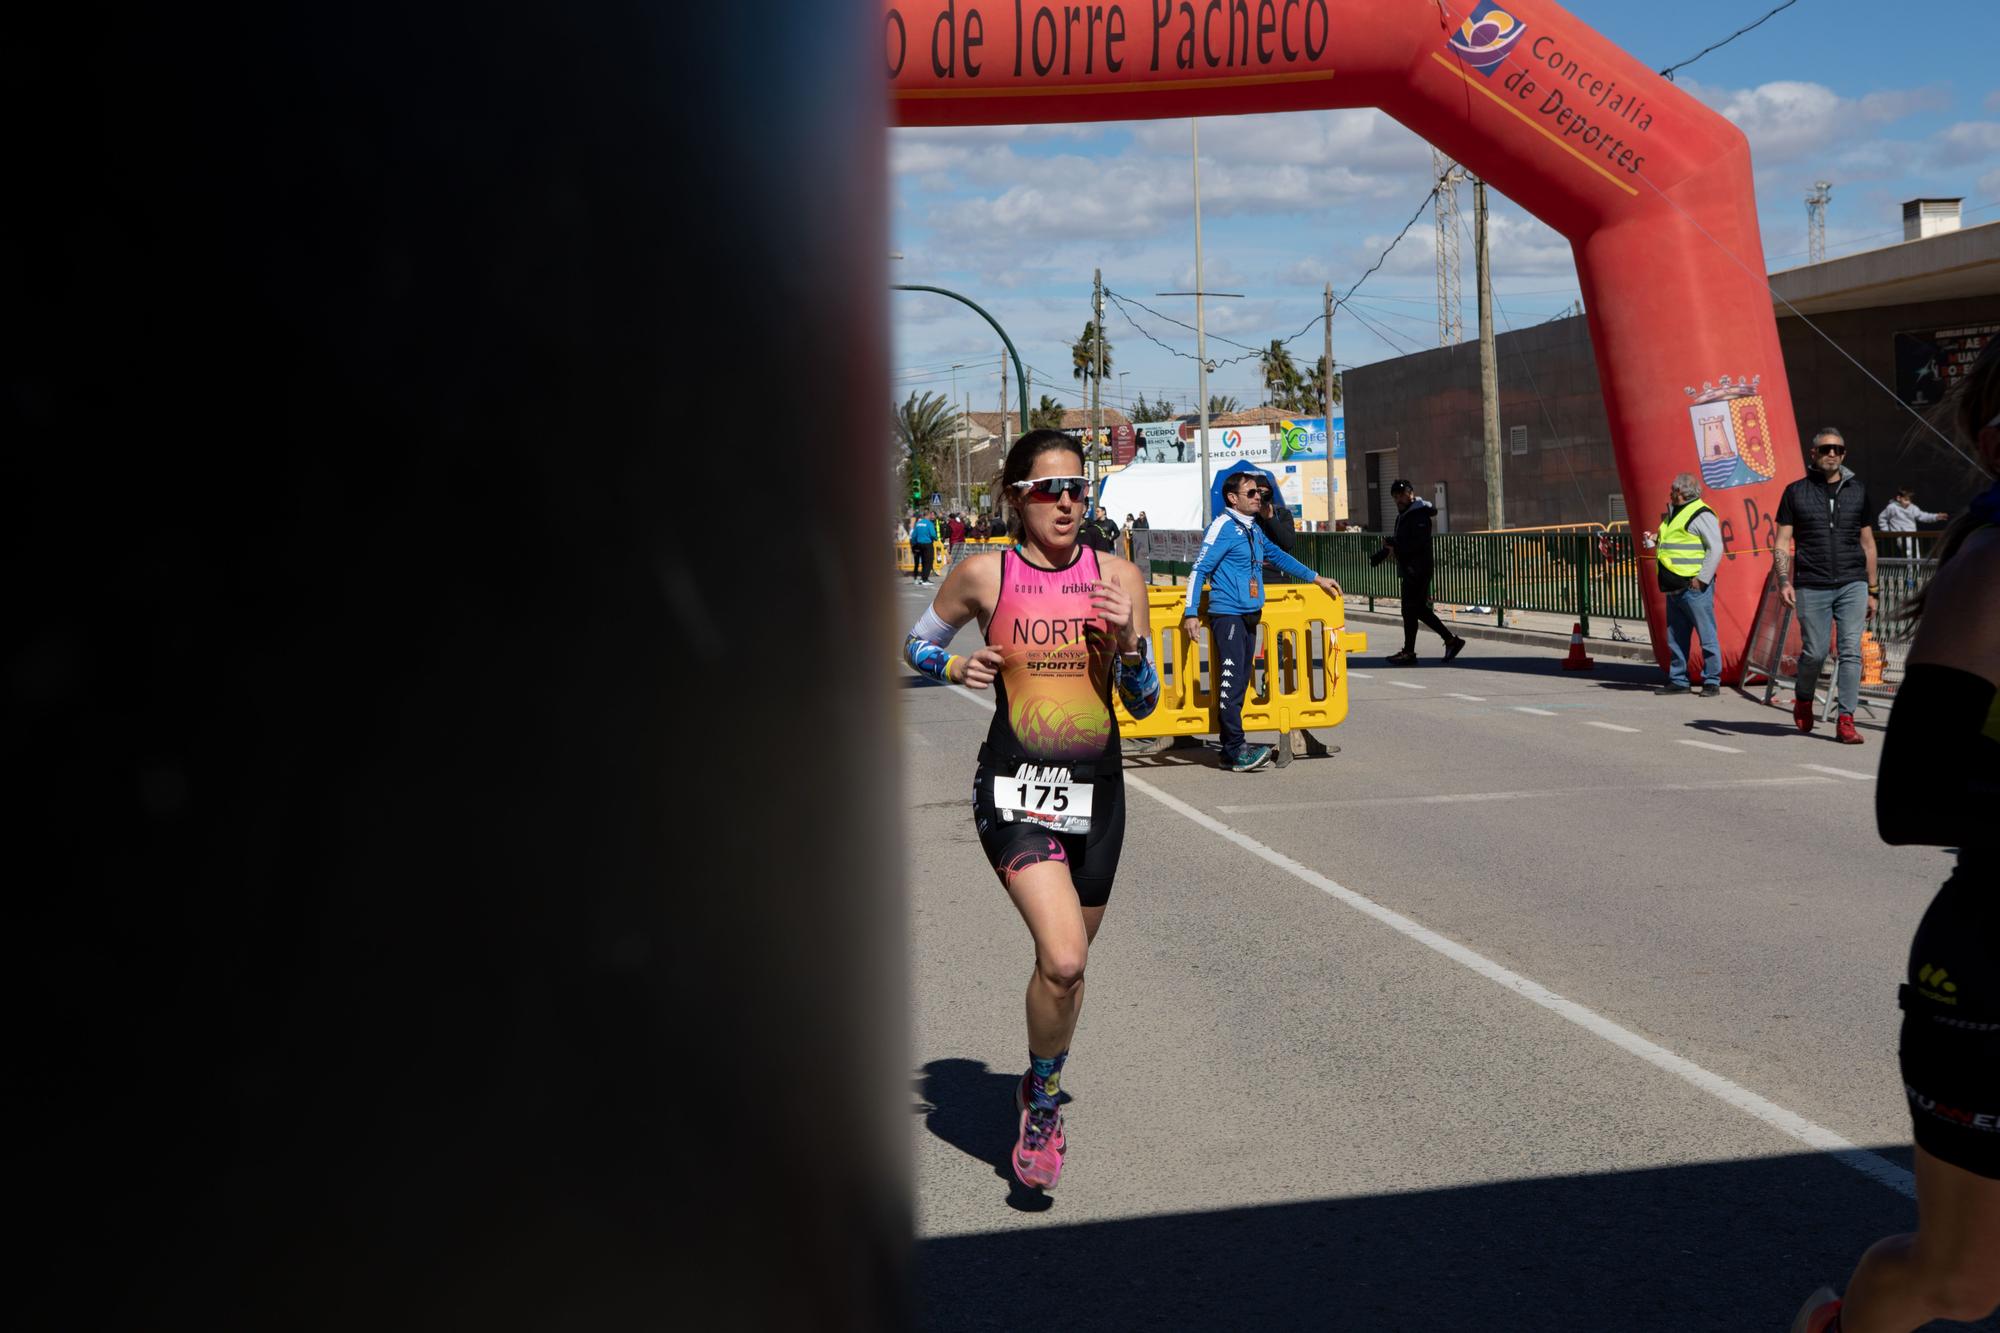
[1443,635,1467,663]
[1700,683,1722,697]
[1657,683,1689,695]
[1788,1286,1840,1333]
[1836,713,1864,745]
[1011,1102,1065,1190]
[1793,698,1815,734]
[1230,744,1275,773]
[1384,649,1418,665]
[1015,1072,1066,1153]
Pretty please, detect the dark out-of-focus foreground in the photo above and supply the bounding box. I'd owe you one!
[5,5,905,1326]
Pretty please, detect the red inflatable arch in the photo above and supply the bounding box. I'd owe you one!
[889,0,1799,682]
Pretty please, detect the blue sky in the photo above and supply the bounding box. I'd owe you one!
[888,0,1999,422]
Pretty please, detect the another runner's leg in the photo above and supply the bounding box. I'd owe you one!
[1834,1146,2000,1330]
[1003,859,1090,1185]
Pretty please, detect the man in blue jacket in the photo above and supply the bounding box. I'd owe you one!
[908,511,937,586]
[1181,471,1343,772]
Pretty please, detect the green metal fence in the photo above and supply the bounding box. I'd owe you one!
[1141,529,1646,635]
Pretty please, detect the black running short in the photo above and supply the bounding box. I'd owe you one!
[1898,859,2000,1179]
[971,754,1125,908]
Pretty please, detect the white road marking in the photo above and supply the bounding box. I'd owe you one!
[1221,776,1832,814]
[1677,738,1743,754]
[1446,692,1487,702]
[1347,671,1375,679]
[937,682,1913,1199]
[1799,763,1875,781]
[1584,721,1641,733]
[904,728,932,745]
[1386,680,1428,690]
[1514,706,1559,716]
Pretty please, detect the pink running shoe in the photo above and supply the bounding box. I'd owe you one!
[1011,1103,1064,1190]
[1016,1072,1066,1153]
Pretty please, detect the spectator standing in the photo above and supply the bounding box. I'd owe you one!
[1370,479,1466,665]
[1878,488,1948,563]
[1181,472,1343,772]
[1647,472,1724,696]
[1133,511,1150,531]
[909,510,938,586]
[946,511,968,568]
[1251,475,1339,758]
[1775,428,1878,743]
[1079,506,1114,554]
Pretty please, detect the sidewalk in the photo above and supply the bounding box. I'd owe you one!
[1341,600,1657,662]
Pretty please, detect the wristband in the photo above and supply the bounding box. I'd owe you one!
[945,654,962,682]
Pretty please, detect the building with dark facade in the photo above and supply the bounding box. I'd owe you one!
[1343,206,1999,533]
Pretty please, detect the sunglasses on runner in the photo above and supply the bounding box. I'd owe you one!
[1010,476,1089,500]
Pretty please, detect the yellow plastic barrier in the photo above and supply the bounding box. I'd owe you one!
[1115,584,1368,742]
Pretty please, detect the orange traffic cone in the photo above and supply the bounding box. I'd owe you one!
[1561,622,1595,671]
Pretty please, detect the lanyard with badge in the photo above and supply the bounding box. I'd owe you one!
[1247,519,1262,600]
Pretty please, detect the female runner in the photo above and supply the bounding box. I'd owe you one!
[1792,339,2000,1331]
[902,429,1160,1191]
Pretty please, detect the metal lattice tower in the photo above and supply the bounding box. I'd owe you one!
[1806,180,1832,263]
[1433,148,1466,345]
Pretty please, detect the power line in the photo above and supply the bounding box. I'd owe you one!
[1659,0,1799,81]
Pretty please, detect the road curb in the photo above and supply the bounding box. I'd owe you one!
[1340,608,1660,663]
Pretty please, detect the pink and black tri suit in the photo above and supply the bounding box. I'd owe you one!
[971,544,1126,906]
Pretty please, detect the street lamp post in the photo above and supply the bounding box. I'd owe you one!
[949,362,965,511]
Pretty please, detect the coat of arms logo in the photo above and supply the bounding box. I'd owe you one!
[1684,374,1776,490]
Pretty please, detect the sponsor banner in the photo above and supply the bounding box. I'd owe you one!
[1135,421,1186,463]
[1110,422,1137,465]
[1207,425,1272,464]
[1895,324,1999,409]
[1273,415,1345,463]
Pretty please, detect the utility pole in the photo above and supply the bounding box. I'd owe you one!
[1474,178,1503,530]
[1092,267,1104,491]
[1193,119,1211,510]
[1806,180,1832,263]
[1323,283,1338,532]
[961,391,971,512]
[1432,149,1465,346]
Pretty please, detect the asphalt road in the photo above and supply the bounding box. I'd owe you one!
[895,576,1994,1332]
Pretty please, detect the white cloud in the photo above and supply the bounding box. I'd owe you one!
[1935,121,2000,166]
[1680,78,1944,167]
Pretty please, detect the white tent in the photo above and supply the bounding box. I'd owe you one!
[1097,463,1209,531]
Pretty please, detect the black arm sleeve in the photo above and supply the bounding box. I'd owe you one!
[1876,663,2000,848]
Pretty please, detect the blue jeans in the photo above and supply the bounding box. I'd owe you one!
[1664,582,1720,687]
[1209,612,1259,761]
[1794,581,1867,717]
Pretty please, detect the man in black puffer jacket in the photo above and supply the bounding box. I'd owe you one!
[1775,427,1879,744]
[1370,479,1465,665]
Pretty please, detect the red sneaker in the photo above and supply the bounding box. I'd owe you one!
[1793,699,1815,734]
[1836,714,1864,745]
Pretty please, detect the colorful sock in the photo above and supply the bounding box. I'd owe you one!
[1027,1050,1067,1112]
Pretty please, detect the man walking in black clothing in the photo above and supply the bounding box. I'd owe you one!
[1370,479,1465,665]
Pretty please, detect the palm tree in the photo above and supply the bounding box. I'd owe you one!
[1306,354,1343,415]
[1206,393,1242,416]
[1030,393,1066,431]
[894,390,960,504]
[1131,391,1180,423]
[1259,340,1301,408]
[1070,321,1113,387]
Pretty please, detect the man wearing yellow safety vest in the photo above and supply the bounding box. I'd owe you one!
[1650,471,1725,696]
